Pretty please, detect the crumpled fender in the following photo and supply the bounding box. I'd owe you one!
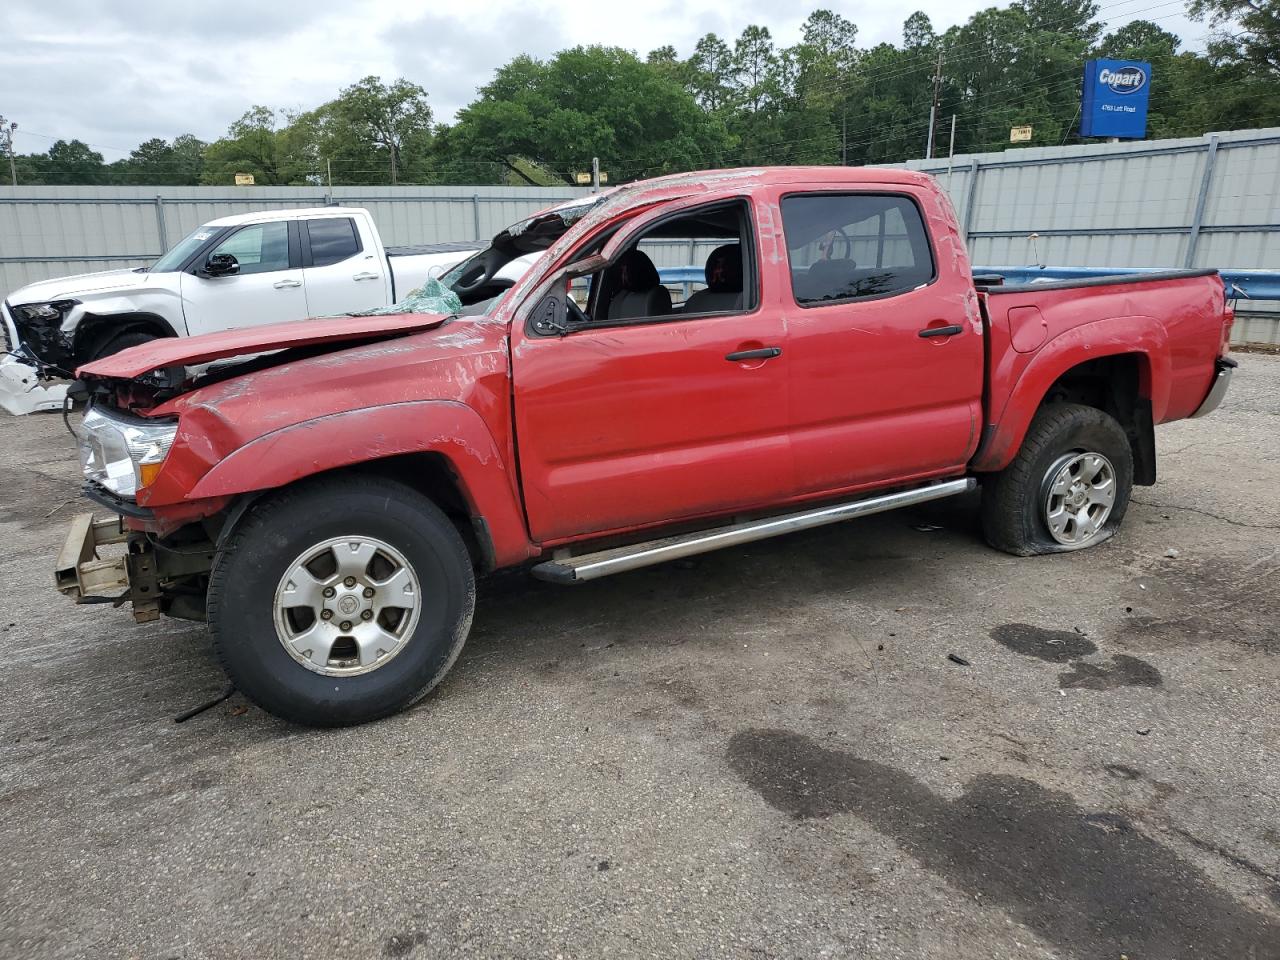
[184,399,534,567]
[973,315,1168,473]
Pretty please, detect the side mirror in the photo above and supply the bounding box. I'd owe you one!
[202,253,239,278]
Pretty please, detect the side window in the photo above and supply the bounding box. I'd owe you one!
[781,194,935,305]
[306,218,362,267]
[591,201,757,325]
[210,222,291,275]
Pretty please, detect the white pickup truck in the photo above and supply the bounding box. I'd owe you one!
[1,206,481,413]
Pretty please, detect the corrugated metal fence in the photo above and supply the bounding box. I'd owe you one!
[0,184,592,303]
[899,126,1280,345]
[2,128,1278,344]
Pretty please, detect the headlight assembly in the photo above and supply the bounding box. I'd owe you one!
[78,405,179,499]
[15,300,78,322]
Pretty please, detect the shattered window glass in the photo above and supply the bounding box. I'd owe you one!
[351,277,462,317]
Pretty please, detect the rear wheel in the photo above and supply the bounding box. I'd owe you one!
[981,402,1133,556]
[207,476,475,726]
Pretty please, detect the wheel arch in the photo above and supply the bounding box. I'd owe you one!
[974,317,1169,482]
[75,311,178,363]
[181,401,534,570]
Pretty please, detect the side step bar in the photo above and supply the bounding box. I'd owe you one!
[531,477,976,584]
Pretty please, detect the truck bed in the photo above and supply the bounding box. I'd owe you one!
[973,268,1230,473]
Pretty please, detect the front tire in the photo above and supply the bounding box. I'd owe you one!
[981,402,1133,557]
[91,330,157,361]
[207,476,475,726]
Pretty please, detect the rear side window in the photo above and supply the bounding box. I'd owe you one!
[306,218,362,267]
[781,194,935,305]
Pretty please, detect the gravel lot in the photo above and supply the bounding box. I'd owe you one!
[2,355,1278,960]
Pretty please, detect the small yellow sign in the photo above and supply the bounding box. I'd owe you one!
[574,172,609,184]
[234,173,255,186]
[1010,126,1033,143]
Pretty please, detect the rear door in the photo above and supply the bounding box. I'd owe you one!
[775,186,984,493]
[299,216,389,316]
[179,220,309,335]
[510,197,794,544]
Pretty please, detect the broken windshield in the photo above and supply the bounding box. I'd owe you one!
[501,192,612,243]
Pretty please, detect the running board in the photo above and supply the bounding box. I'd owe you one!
[531,478,976,584]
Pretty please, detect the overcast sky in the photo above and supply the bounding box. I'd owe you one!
[4,0,1202,158]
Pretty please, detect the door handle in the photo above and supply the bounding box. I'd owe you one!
[352,272,380,281]
[918,324,963,338]
[273,279,302,289]
[725,346,782,362]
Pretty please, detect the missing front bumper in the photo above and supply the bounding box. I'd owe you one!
[54,513,161,622]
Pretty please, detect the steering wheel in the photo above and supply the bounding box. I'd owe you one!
[452,262,493,296]
[566,295,589,325]
[823,226,853,261]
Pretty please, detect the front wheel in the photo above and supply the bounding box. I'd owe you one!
[207,476,475,726]
[91,330,158,361]
[981,402,1133,556]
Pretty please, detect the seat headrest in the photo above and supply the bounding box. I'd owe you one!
[617,249,661,291]
[704,244,743,293]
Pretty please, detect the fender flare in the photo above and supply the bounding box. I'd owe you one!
[186,400,534,567]
[972,315,1168,473]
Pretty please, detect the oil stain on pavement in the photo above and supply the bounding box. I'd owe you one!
[991,623,1162,689]
[727,729,1280,960]
[990,623,1097,661]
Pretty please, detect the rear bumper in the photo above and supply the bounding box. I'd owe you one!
[1190,357,1237,419]
[54,513,161,622]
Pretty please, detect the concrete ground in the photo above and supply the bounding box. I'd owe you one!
[1,356,1278,960]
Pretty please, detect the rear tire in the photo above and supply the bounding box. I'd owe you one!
[207,476,475,727]
[981,402,1133,556]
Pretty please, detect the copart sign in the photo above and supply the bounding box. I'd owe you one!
[1080,59,1151,139]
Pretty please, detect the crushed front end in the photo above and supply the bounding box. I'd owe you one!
[54,379,221,623]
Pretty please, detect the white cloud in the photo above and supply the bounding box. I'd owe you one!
[2,0,1204,156]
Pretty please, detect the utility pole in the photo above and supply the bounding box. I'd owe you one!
[0,117,16,186]
[591,156,600,193]
[946,115,958,190]
[841,113,848,165]
[925,50,943,160]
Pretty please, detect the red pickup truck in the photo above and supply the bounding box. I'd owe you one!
[56,167,1235,726]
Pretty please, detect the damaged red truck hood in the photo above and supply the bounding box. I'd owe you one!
[76,312,451,380]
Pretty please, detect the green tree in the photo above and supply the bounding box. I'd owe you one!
[37,140,106,184]
[444,45,731,184]
[202,107,311,185]
[314,76,434,185]
[688,34,735,112]
[110,134,206,184]
[1190,0,1280,75]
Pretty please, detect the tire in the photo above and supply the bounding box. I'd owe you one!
[981,402,1133,557]
[207,475,475,727]
[91,330,157,361]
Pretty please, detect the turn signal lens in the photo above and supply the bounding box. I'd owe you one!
[138,460,164,488]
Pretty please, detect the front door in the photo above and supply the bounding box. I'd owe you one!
[511,199,793,544]
[776,187,984,494]
[180,221,309,335]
